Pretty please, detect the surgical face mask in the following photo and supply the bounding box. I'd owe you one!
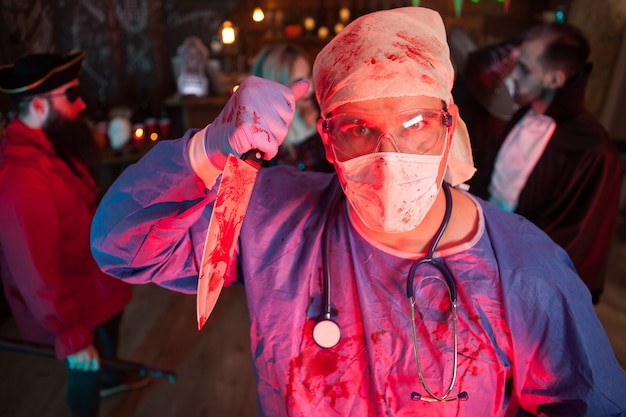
[335,151,445,233]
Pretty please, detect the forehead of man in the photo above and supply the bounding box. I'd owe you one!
[332,95,442,115]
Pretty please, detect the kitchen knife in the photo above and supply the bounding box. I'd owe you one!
[196,149,263,330]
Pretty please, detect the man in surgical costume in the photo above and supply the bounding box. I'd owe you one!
[91,7,626,416]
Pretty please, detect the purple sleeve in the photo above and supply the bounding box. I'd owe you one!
[91,130,214,293]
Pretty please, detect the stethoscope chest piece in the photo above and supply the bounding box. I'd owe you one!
[313,319,341,348]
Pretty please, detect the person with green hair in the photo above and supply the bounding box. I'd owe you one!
[250,43,333,172]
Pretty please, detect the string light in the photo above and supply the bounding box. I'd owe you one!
[317,26,329,39]
[304,16,315,31]
[221,21,236,44]
[454,0,463,17]
[339,7,350,22]
[252,7,265,22]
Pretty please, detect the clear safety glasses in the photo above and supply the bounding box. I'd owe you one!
[321,108,452,162]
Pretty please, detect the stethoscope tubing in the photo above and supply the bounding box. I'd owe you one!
[316,182,458,340]
[314,181,467,401]
[321,190,344,321]
[406,182,457,301]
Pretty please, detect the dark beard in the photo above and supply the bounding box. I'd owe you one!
[42,108,100,180]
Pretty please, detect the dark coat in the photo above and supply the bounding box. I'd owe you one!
[469,67,622,298]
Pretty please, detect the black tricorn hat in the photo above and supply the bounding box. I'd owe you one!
[0,49,85,99]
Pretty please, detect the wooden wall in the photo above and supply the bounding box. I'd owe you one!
[569,0,626,138]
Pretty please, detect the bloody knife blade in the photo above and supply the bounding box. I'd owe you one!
[196,149,263,330]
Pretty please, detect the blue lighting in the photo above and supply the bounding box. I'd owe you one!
[556,10,565,22]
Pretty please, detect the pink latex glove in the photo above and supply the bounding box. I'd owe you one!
[66,344,100,372]
[204,75,311,170]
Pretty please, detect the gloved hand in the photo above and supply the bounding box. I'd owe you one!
[66,344,100,372]
[203,75,311,170]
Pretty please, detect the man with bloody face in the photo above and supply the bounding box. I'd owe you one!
[91,8,626,416]
[468,23,621,306]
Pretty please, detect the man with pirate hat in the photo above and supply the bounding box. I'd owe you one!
[0,50,148,417]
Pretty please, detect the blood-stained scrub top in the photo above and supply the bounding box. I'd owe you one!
[91,131,626,416]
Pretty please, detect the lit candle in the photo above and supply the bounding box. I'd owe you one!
[133,126,145,140]
[133,124,145,149]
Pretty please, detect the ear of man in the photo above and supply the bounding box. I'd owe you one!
[21,96,49,128]
[317,118,335,164]
[32,96,47,113]
[545,69,567,89]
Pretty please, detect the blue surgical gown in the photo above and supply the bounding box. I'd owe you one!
[91,130,626,416]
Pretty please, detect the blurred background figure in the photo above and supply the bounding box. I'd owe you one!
[250,43,334,172]
[174,35,223,98]
[467,22,621,305]
[449,26,520,183]
[0,50,148,417]
[176,36,211,97]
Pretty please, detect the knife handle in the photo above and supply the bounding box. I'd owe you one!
[241,149,264,169]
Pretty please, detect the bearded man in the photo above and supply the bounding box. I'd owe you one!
[0,50,147,417]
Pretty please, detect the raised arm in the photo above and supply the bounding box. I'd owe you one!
[90,76,310,293]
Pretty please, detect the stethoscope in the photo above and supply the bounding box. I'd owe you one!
[312,181,469,403]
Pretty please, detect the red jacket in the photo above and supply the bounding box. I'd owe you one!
[0,119,131,359]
